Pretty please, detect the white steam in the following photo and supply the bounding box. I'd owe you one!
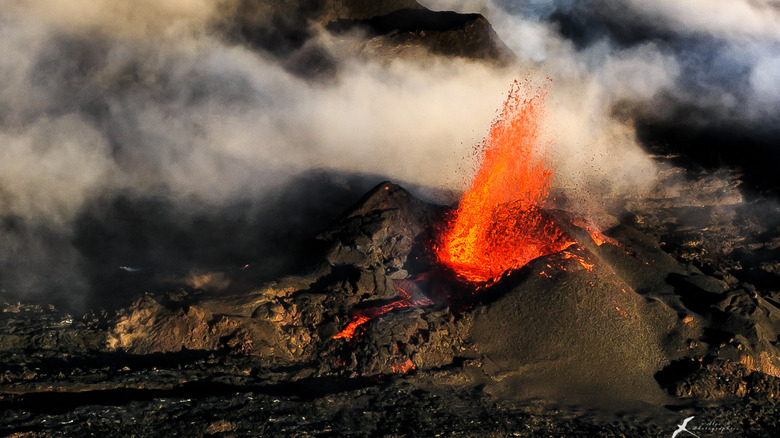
[422,0,780,204]
[1,0,777,305]
[4,0,216,37]
[616,0,780,40]
[0,1,511,304]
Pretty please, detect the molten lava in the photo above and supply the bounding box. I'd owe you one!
[332,280,434,340]
[333,82,577,341]
[437,81,574,284]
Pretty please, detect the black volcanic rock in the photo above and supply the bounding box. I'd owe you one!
[326,8,514,63]
[0,303,105,354]
[659,359,780,401]
[218,0,513,78]
[2,180,780,436]
[82,180,780,388]
[319,181,433,270]
[318,0,425,21]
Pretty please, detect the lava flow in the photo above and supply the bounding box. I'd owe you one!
[437,81,574,284]
[332,280,434,340]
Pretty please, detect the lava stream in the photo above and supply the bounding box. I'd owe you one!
[332,281,434,340]
[437,81,574,284]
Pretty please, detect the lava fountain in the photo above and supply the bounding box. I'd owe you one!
[437,81,574,284]
[332,81,575,343]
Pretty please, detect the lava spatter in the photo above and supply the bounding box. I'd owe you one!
[437,81,574,284]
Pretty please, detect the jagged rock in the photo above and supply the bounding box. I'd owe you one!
[0,303,105,353]
[105,290,323,367]
[328,306,473,376]
[659,359,780,401]
[99,182,438,369]
[319,181,433,270]
[219,0,512,79]
[710,288,780,378]
[327,8,513,64]
[108,294,228,353]
[2,179,779,436]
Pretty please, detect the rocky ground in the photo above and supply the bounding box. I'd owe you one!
[2,1,779,436]
[1,169,779,437]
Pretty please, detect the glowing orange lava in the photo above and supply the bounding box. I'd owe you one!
[437,81,574,284]
[391,358,416,374]
[332,281,434,340]
[332,316,371,340]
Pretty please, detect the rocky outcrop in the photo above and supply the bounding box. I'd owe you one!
[659,358,780,401]
[101,183,439,369]
[2,177,779,436]
[218,0,513,78]
[94,177,780,396]
[326,8,514,64]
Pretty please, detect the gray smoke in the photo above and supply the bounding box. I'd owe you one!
[421,0,780,206]
[1,1,777,309]
[422,1,780,135]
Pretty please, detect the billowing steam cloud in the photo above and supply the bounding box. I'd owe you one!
[423,0,780,180]
[1,0,777,309]
[0,1,511,308]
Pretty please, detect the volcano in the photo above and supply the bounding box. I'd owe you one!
[436,81,574,285]
[2,177,780,436]
[2,0,780,436]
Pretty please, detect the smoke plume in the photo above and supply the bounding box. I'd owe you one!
[422,0,780,185]
[1,0,777,309]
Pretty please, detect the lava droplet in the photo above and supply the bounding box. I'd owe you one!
[437,81,574,284]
